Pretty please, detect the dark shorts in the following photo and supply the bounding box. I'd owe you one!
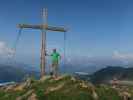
[52,61,59,67]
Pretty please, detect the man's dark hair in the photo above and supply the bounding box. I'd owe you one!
[53,49,56,52]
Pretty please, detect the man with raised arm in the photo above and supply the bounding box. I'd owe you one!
[50,49,61,79]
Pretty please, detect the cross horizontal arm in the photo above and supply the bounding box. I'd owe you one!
[18,24,67,32]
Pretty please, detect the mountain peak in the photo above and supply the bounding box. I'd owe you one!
[0,75,129,100]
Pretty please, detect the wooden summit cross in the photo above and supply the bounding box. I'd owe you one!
[17,8,67,78]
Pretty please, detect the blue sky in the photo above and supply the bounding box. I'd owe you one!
[0,0,133,67]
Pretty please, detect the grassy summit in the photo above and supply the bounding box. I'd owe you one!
[0,75,130,100]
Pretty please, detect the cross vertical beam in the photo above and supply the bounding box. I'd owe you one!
[40,29,46,77]
[40,8,47,77]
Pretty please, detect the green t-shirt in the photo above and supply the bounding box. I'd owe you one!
[51,52,60,62]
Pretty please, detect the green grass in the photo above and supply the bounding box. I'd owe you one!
[0,75,131,100]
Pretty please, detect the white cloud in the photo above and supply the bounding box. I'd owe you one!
[112,51,133,65]
[0,41,14,58]
[113,51,133,60]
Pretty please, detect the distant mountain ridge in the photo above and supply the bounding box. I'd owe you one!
[90,66,133,84]
[0,63,39,83]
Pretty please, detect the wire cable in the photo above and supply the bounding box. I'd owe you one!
[64,32,66,66]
